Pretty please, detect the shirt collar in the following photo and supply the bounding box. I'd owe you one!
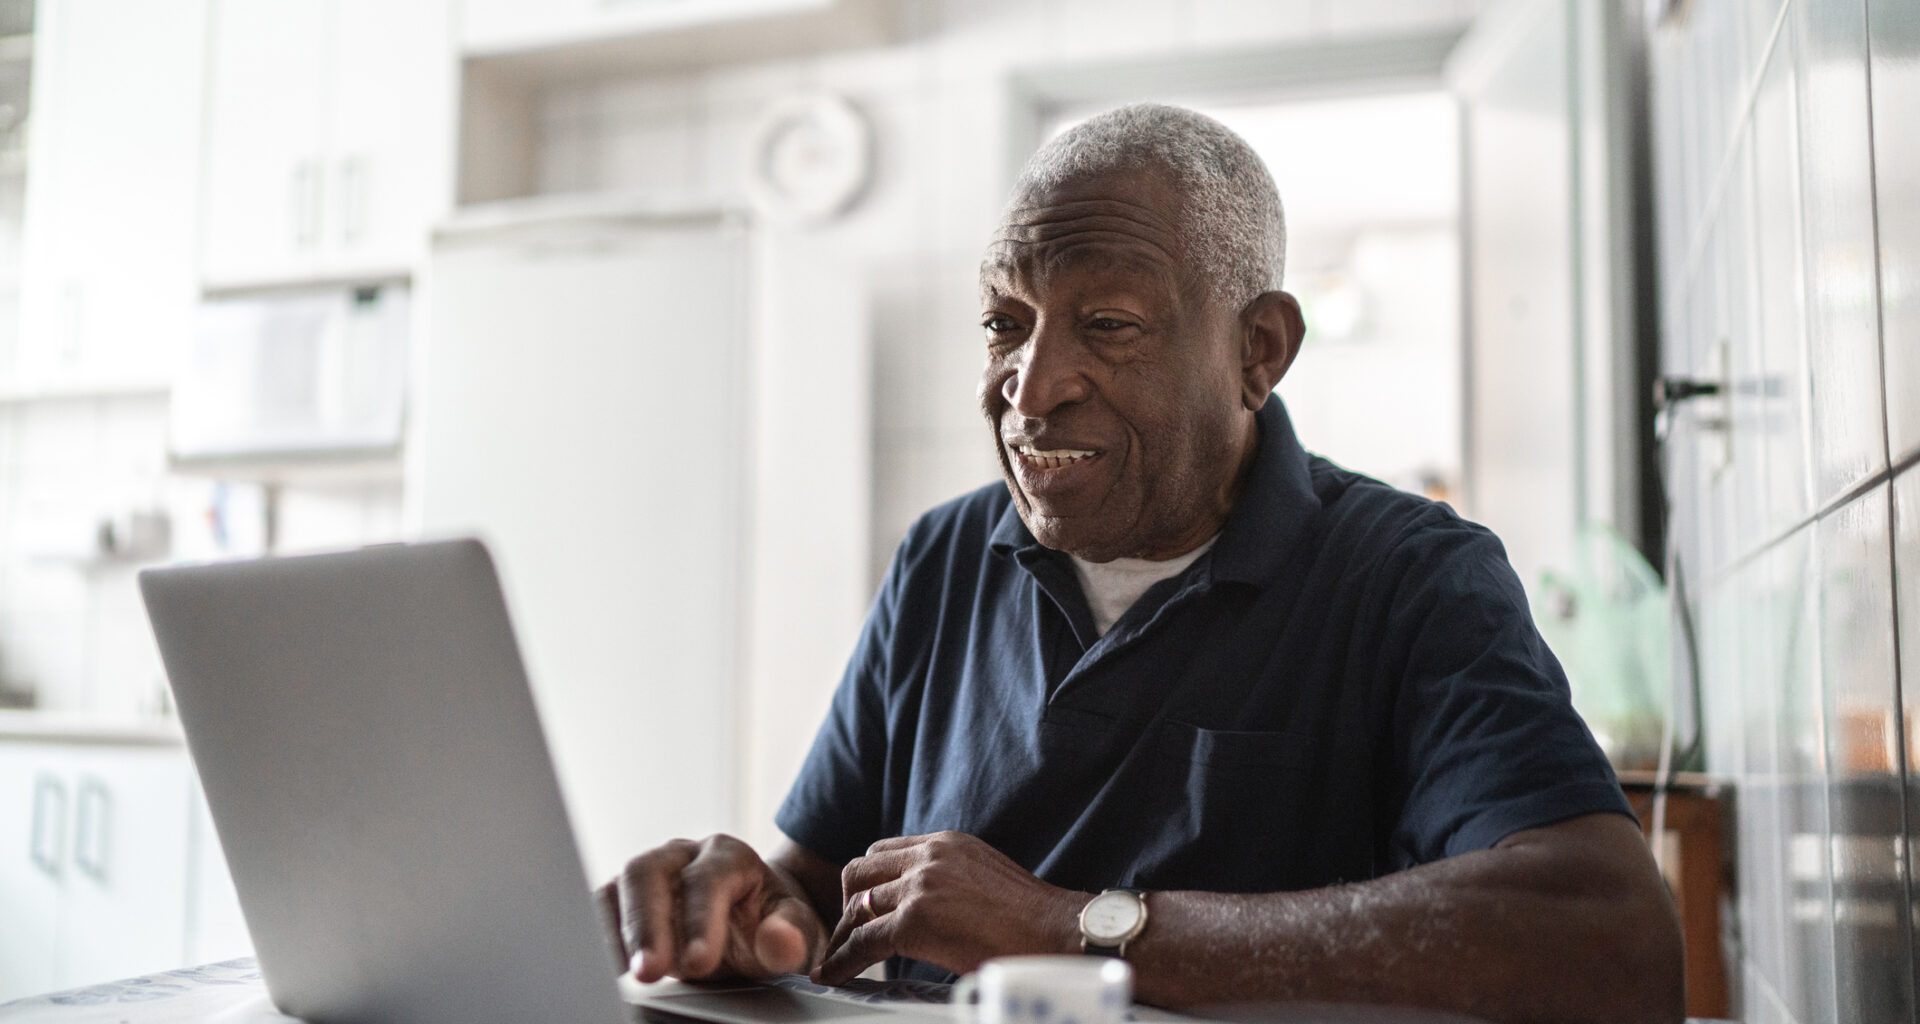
[988,397,1321,589]
[1207,396,1322,585]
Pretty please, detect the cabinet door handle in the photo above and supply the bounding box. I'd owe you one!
[339,154,368,245]
[289,159,307,245]
[291,158,321,247]
[59,279,84,366]
[73,776,110,883]
[29,774,65,878]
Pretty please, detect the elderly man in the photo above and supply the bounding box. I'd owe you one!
[600,105,1683,1023]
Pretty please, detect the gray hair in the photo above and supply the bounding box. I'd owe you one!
[1008,103,1287,307]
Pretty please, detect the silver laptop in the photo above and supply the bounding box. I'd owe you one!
[140,538,932,1024]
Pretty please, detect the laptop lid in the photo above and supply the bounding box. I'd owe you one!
[140,539,628,1024]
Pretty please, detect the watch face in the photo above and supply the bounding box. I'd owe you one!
[1082,891,1144,942]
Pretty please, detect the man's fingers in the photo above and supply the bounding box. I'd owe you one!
[813,911,900,987]
[862,835,922,855]
[752,901,811,975]
[678,839,766,976]
[593,881,628,973]
[606,835,827,984]
[822,876,905,964]
[619,841,696,982]
[770,888,829,973]
[838,847,915,904]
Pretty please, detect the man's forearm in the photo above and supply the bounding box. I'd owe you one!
[1115,816,1682,1024]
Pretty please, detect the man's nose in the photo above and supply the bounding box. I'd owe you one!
[1003,323,1091,418]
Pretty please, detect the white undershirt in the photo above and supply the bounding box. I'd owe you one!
[1068,535,1219,637]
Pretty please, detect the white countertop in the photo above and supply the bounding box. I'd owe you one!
[0,709,185,746]
[0,959,285,1023]
[0,958,1739,1024]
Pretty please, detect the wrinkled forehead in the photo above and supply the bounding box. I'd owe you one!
[979,230,1182,299]
[979,174,1194,300]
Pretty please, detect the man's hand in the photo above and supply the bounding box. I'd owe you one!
[597,834,836,983]
[815,831,1086,984]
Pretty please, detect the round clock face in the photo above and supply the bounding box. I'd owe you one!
[745,93,873,225]
[1082,891,1144,941]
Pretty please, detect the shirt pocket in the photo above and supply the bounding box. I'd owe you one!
[1037,704,1119,757]
[1131,720,1332,892]
[1159,720,1319,775]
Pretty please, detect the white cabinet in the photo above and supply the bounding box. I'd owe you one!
[0,741,195,1002]
[52,746,196,991]
[197,0,329,289]
[11,0,208,390]
[326,0,453,275]
[184,777,251,967]
[200,0,453,288]
[0,746,60,998]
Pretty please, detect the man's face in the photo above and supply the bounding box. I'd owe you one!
[978,167,1260,563]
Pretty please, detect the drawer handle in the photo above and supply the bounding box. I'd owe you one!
[291,157,321,247]
[29,774,65,878]
[74,776,111,883]
[339,153,368,244]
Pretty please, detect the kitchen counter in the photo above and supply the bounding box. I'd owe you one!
[0,710,184,746]
[0,960,287,1023]
[0,960,950,1024]
[0,958,1739,1024]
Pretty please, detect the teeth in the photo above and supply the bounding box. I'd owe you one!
[1013,444,1096,469]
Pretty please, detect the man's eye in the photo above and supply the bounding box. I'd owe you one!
[981,315,1018,333]
[1088,317,1135,332]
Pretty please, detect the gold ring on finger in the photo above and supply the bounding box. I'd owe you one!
[855,888,876,923]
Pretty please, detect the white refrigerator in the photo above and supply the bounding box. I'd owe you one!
[412,201,750,882]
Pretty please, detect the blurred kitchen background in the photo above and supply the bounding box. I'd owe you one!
[0,0,1913,1021]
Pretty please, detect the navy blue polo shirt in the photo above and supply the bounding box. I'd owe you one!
[776,398,1630,979]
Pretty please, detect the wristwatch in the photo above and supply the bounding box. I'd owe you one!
[1079,888,1148,957]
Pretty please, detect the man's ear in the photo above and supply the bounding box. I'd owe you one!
[1238,290,1305,411]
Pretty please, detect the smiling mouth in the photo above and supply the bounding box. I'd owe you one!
[1011,443,1100,469]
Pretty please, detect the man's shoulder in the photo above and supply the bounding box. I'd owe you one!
[905,481,1012,541]
[1313,455,1474,534]
[1302,455,1502,566]
[886,481,1015,575]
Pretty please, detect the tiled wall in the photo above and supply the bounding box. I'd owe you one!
[1649,0,1918,1020]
